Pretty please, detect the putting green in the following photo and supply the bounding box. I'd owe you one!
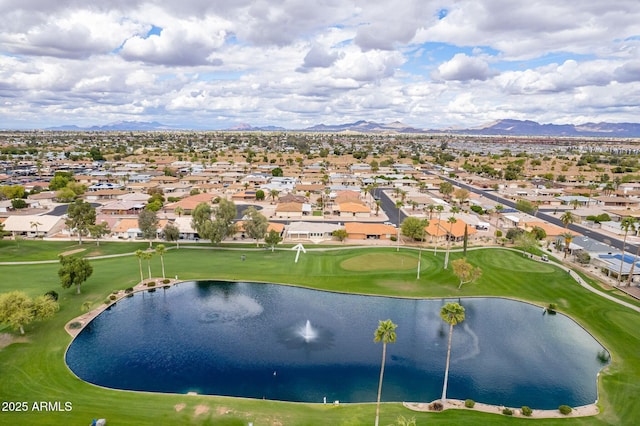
[340,252,417,271]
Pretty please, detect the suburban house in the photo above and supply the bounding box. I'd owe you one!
[337,201,371,218]
[344,222,397,240]
[275,202,310,218]
[1,214,65,238]
[111,218,170,240]
[164,192,219,215]
[424,218,477,242]
[285,221,341,242]
[99,200,146,215]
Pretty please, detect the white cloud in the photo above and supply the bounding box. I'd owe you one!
[1,1,640,129]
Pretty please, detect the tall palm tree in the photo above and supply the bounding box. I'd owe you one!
[433,205,444,255]
[395,200,404,252]
[443,207,460,269]
[618,217,638,284]
[440,302,465,404]
[135,249,144,283]
[560,232,574,259]
[375,199,381,217]
[155,244,167,279]
[626,243,640,287]
[174,206,184,218]
[426,204,435,220]
[143,251,154,280]
[374,319,398,426]
[560,211,575,229]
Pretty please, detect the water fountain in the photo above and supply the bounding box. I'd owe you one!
[300,320,317,342]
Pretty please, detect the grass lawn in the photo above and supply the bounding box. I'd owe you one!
[0,244,639,425]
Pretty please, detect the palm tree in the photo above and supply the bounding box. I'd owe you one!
[587,183,599,207]
[433,205,445,255]
[395,200,404,252]
[174,206,184,218]
[269,189,280,204]
[560,232,574,259]
[30,221,42,237]
[560,211,575,229]
[426,204,435,220]
[135,249,144,283]
[494,204,504,242]
[618,217,638,284]
[443,207,460,269]
[155,244,167,279]
[626,243,640,287]
[374,319,398,426]
[375,200,381,217]
[440,302,465,404]
[142,251,154,280]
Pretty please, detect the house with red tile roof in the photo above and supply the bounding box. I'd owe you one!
[344,222,397,240]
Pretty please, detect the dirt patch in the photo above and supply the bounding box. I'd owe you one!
[60,248,86,257]
[0,333,28,350]
[174,403,186,412]
[216,406,231,415]
[194,405,209,416]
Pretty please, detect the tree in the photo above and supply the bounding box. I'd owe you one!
[264,229,283,252]
[135,249,145,282]
[374,319,398,426]
[560,232,574,259]
[453,188,470,205]
[255,189,265,201]
[332,229,348,242]
[401,217,428,241]
[515,199,536,215]
[0,291,59,335]
[88,221,110,246]
[560,211,575,229]
[243,207,269,246]
[174,206,184,218]
[163,223,180,248]
[440,302,465,404]
[269,189,280,204]
[618,217,638,284]
[433,205,445,255]
[451,258,482,289]
[395,200,404,252]
[156,244,167,279]
[516,232,538,257]
[191,202,213,236]
[438,182,454,199]
[142,251,154,279]
[58,255,93,294]
[138,209,159,247]
[443,208,459,269]
[65,199,96,244]
[30,220,43,237]
[271,167,284,177]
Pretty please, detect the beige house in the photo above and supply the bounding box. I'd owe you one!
[344,222,397,240]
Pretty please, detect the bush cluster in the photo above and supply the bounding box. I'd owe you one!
[428,402,443,411]
[502,408,513,416]
[147,281,156,287]
[124,287,134,293]
[68,321,82,329]
[559,405,572,415]
[521,406,532,416]
[162,278,170,284]
[464,399,475,408]
[109,295,117,301]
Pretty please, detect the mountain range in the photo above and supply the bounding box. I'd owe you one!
[45,119,640,137]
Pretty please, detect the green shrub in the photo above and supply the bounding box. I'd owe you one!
[521,406,532,416]
[464,399,475,408]
[125,287,134,293]
[502,408,513,416]
[559,405,572,415]
[68,321,82,329]
[147,281,156,287]
[104,299,111,304]
[470,205,484,214]
[162,278,170,284]
[597,350,611,363]
[109,295,117,301]
[495,230,502,238]
[547,303,557,314]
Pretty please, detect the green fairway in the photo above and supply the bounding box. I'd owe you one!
[0,243,639,425]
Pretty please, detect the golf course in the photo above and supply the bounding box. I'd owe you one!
[1,239,639,425]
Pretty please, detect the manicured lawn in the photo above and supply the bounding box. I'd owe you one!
[0,244,639,425]
[0,239,152,262]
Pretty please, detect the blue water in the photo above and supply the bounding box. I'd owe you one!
[65,281,607,409]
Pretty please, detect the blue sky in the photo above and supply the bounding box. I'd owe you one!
[0,1,639,130]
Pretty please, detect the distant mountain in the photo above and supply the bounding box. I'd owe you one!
[47,121,179,131]
[439,119,640,138]
[303,120,424,133]
[43,119,640,137]
[226,123,287,132]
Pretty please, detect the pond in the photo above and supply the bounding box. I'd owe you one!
[65,281,607,409]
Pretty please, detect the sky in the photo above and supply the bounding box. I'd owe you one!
[1,0,640,130]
